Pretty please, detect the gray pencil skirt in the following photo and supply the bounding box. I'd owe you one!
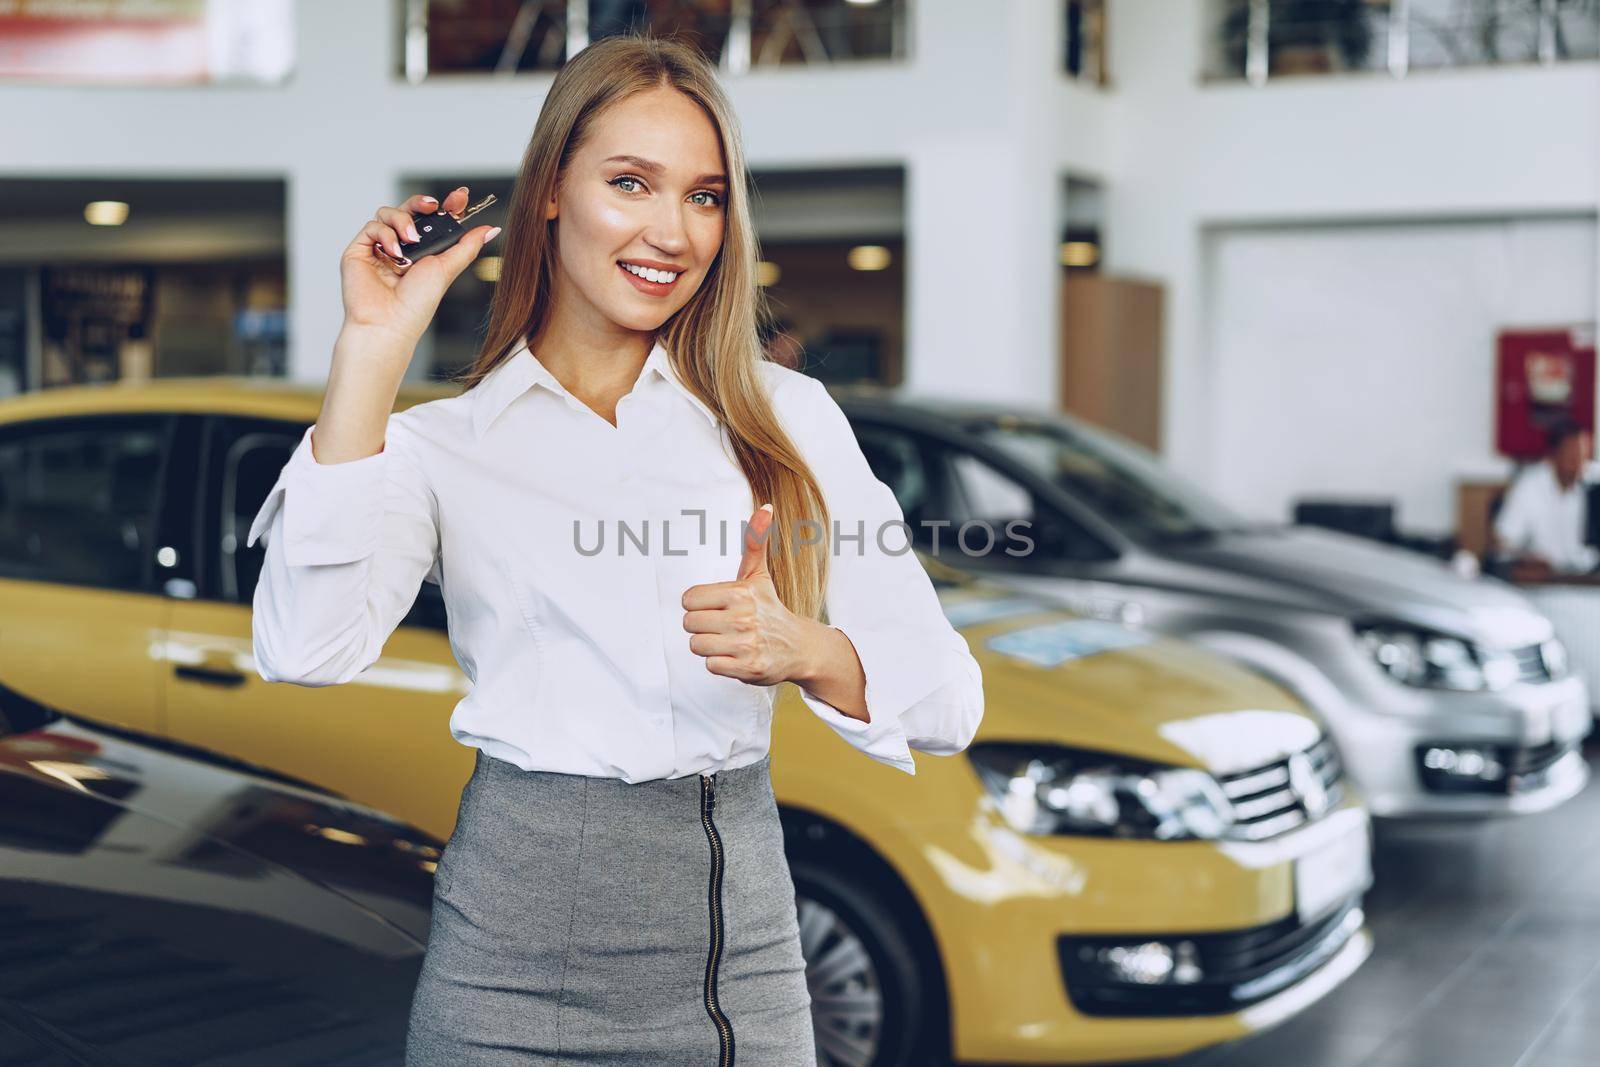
[404,748,817,1066]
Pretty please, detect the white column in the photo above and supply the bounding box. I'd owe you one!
[901,0,1061,405]
[283,0,398,382]
[1103,0,1213,478]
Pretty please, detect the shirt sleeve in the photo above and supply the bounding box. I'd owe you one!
[245,414,439,686]
[1492,470,1535,559]
[784,373,985,775]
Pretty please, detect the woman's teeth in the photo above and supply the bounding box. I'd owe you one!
[620,262,679,284]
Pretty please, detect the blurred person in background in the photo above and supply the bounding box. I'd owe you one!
[1493,418,1598,578]
[760,315,805,370]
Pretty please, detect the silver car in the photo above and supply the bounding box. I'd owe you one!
[833,390,1592,818]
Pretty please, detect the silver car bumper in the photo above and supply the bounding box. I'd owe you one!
[1336,674,1593,819]
[1365,748,1588,818]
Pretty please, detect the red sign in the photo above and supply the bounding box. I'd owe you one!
[1496,327,1596,461]
[0,0,206,84]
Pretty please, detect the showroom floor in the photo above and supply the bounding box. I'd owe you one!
[1172,737,1600,1067]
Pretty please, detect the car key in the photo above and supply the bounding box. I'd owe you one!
[376,192,499,269]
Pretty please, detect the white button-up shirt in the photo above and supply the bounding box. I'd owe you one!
[1494,460,1598,573]
[247,337,984,782]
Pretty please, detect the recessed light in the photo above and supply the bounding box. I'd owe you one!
[847,245,891,271]
[85,201,130,226]
[474,256,502,282]
[1061,241,1099,268]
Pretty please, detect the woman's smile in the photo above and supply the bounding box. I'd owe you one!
[617,258,683,296]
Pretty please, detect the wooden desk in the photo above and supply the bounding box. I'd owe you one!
[1506,569,1600,587]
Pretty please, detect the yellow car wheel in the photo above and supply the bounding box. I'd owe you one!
[789,846,949,1067]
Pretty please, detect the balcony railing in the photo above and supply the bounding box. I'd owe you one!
[1207,0,1600,84]
[401,0,908,81]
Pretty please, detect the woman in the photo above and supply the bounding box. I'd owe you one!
[246,32,984,1066]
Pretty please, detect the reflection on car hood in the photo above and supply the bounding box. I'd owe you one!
[1161,526,1552,646]
[938,585,1324,773]
[0,712,435,1064]
[0,713,439,945]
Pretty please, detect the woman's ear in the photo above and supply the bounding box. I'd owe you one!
[545,190,558,221]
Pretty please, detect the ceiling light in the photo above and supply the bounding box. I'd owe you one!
[85,201,129,226]
[1061,241,1099,268]
[473,256,502,283]
[847,245,892,271]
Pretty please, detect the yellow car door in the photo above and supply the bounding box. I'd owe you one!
[160,413,472,837]
[0,413,174,734]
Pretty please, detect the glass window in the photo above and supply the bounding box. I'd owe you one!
[853,424,930,522]
[1064,0,1107,84]
[1205,0,1598,81]
[404,0,908,79]
[218,428,298,607]
[0,417,170,591]
[947,453,1036,523]
[962,413,1257,545]
[213,419,447,631]
[928,444,1110,563]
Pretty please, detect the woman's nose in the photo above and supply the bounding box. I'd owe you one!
[646,204,691,251]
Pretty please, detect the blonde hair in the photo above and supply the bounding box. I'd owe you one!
[450,32,830,620]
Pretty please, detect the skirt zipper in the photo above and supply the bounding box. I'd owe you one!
[700,772,735,1065]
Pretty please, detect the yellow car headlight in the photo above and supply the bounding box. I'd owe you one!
[968,743,1236,840]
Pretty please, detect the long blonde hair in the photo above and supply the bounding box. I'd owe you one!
[450,32,830,620]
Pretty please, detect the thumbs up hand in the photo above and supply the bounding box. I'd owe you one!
[681,503,823,686]
[735,501,774,582]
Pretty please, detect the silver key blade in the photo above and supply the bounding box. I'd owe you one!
[453,192,498,223]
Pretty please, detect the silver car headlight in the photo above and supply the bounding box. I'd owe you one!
[1542,636,1571,680]
[967,743,1236,840]
[1353,619,1519,692]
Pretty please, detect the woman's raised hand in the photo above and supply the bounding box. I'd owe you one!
[339,185,501,347]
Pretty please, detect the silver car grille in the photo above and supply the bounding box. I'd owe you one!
[1510,640,1564,684]
[1218,736,1343,842]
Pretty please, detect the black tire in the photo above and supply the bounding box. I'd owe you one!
[788,855,950,1067]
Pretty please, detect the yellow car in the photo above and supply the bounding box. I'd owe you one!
[0,378,1373,1065]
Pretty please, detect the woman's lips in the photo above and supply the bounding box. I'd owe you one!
[617,261,680,296]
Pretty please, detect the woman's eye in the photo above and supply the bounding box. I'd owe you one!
[610,176,720,207]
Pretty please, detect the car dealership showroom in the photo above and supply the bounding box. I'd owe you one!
[2,1,1599,1065]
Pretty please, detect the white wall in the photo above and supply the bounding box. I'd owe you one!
[1105,0,1600,507]
[1206,216,1597,530]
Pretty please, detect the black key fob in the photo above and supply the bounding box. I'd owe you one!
[382,193,498,267]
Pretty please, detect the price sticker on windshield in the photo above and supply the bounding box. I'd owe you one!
[941,596,1053,630]
[984,618,1153,668]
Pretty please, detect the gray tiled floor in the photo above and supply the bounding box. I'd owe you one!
[1173,737,1600,1067]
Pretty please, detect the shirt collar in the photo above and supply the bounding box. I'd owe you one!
[643,339,720,429]
[469,337,718,439]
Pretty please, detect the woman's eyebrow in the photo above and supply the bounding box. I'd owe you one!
[603,154,729,186]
